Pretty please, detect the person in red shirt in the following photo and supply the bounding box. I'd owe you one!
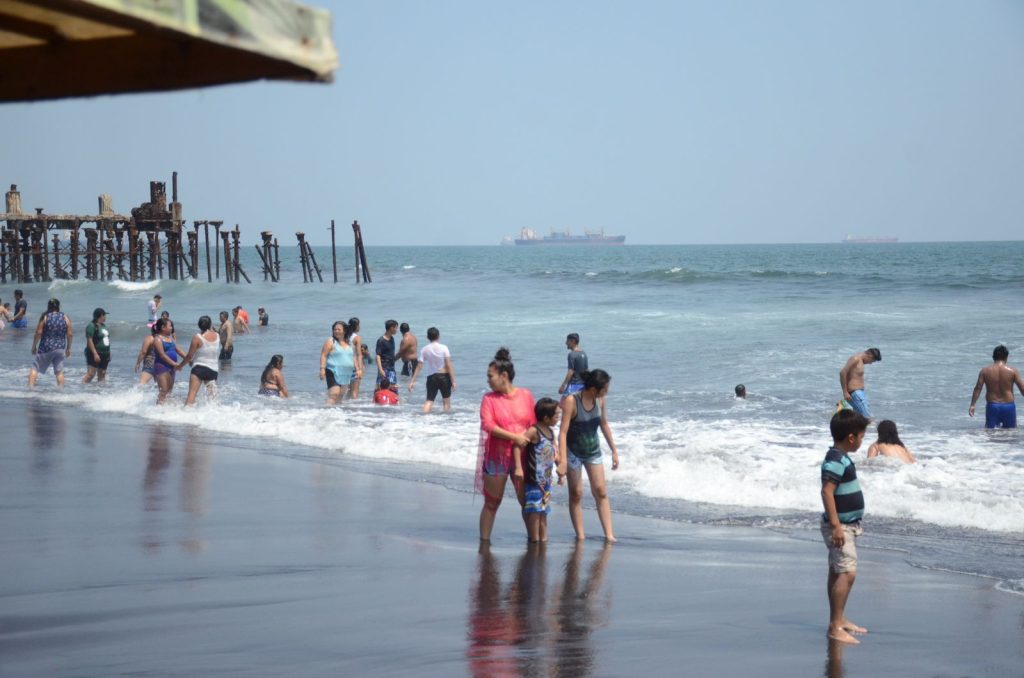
[373,379,399,405]
[477,347,535,541]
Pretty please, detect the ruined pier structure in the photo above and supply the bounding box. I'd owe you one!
[0,177,368,285]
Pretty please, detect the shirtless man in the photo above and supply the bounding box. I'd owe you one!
[399,322,418,380]
[839,348,881,419]
[969,345,1024,428]
[218,311,234,362]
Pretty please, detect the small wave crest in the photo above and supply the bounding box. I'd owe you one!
[109,280,161,292]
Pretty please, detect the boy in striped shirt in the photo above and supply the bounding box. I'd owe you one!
[821,409,870,644]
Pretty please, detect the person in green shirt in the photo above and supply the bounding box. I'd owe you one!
[83,308,111,383]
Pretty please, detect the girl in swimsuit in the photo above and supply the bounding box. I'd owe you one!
[134,325,160,385]
[346,317,365,399]
[258,354,289,398]
[867,420,916,464]
[152,318,184,404]
[558,369,620,542]
[319,321,355,406]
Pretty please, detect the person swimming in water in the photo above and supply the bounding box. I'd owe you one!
[258,354,289,398]
[866,420,915,464]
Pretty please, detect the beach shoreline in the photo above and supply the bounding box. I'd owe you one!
[1,398,1021,676]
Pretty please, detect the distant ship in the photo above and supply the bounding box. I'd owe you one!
[842,235,899,244]
[507,228,626,246]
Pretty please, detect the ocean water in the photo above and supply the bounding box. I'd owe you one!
[1,242,1022,593]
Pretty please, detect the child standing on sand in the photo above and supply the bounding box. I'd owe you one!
[516,397,561,543]
[820,409,870,644]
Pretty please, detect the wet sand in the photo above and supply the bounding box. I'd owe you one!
[1,400,1021,676]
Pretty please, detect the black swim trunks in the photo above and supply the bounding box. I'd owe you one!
[426,373,452,401]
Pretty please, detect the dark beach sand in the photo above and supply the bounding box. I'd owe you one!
[1,400,1021,677]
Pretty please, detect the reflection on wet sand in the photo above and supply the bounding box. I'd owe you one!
[27,401,65,475]
[466,542,612,677]
[141,425,211,554]
[824,637,846,678]
[552,542,612,676]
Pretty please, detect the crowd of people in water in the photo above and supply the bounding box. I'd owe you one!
[4,288,1023,645]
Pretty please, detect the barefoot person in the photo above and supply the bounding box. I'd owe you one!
[399,322,418,381]
[969,344,1024,429]
[217,311,234,363]
[152,318,184,404]
[182,315,221,406]
[320,321,355,406]
[557,333,588,397]
[134,325,159,384]
[558,369,620,542]
[477,348,535,541]
[11,289,28,329]
[516,397,560,543]
[408,327,456,413]
[82,308,111,384]
[375,319,399,388]
[839,348,881,418]
[28,298,73,388]
[820,409,870,645]
[867,420,916,464]
[258,355,289,398]
[146,294,162,326]
[347,317,364,399]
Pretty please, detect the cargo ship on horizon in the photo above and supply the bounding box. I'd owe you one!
[842,235,899,244]
[502,228,626,246]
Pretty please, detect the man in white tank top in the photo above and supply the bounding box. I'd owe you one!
[408,327,456,413]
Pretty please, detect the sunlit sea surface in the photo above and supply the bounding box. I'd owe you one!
[1,242,1021,594]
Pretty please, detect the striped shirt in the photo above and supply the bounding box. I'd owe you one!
[821,446,864,524]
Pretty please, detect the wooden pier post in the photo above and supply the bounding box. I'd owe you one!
[330,219,338,283]
[221,231,232,284]
[203,222,212,283]
[273,237,281,281]
[306,242,324,282]
[259,231,275,282]
[186,230,199,279]
[41,224,52,282]
[214,222,222,280]
[352,220,372,283]
[231,225,242,285]
[296,232,310,283]
[51,233,63,279]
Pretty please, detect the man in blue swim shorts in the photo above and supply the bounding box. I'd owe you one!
[11,289,28,329]
[840,348,881,419]
[969,345,1024,429]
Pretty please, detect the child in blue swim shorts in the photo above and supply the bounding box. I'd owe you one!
[517,397,561,543]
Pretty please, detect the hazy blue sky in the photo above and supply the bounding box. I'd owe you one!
[3,1,1023,245]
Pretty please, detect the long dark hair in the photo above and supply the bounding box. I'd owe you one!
[876,420,905,448]
[489,347,515,382]
[581,369,611,393]
[261,354,283,384]
[154,318,172,335]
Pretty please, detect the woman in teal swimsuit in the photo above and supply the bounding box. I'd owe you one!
[319,321,355,406]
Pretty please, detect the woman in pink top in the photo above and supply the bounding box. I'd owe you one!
[478,347,536,541]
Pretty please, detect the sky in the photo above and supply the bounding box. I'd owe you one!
[3,1,1023,246]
